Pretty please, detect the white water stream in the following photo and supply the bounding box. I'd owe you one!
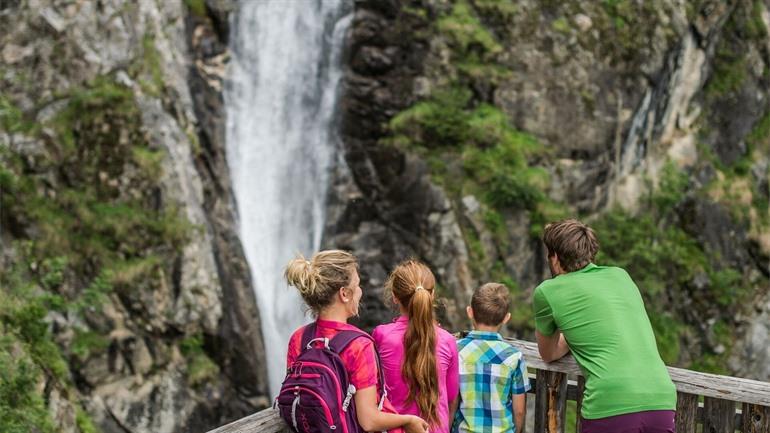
[225,0,353,396]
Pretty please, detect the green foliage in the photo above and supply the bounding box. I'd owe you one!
[183,0,207,18]
[71,330,110,361]
[140,35,165,96]
[463,137,548,210]
[471,0,518,22]
[651,162,689,211]
[745,0,768,41]
[75,407,98,433]
[437,0,509,82]
[392,93,549,212]
[551,17,570,34]
[647,313,683,365]
[180,334,219,387]
[0,96,36,134]
[588,0,677,65]
[596,210,705,296]
[391,87,472,148]
[747,111,770,151]
[0,334,56,433]
[438,1,502,60]
[705,47,746,97]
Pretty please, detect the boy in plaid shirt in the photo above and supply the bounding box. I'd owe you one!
[453,283,531,433]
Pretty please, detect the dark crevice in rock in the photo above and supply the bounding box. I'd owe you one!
[183,1,270,427]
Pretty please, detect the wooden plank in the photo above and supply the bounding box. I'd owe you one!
[703,397,736,433]
[207,408,291,433]
[534,370,568,433]
[575,376,585,433]
[676,392,698,433]
[743,403,770,433]
[507,338,770,406]
[534,371,548,433]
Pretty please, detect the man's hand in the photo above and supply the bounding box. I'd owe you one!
[536,330,570,362]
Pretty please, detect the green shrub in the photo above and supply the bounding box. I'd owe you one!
[180,334,219,387]
[0,334,56,433]
[437,0,509,82]
[438,0,502,60]
[183,0,207,18]
[391,87,472,148]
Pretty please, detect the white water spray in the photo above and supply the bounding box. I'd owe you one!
[225,0,353,396]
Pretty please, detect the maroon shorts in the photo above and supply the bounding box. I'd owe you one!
[582,410,676,433]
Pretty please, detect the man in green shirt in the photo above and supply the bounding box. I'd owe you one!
[533,219,676,433]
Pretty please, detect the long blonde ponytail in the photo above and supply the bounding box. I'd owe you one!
[385,260,439,426]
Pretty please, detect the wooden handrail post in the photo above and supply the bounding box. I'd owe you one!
[742,403,770,433]
[534,370,568,433]
[675,392,698,433]
[575,376,585,433]
[703,397,736,433]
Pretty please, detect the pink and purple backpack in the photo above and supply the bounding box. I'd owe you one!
[276,323,389,433]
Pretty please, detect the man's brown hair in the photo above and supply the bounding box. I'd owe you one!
[471,283,511,326]
[542,219,599,272]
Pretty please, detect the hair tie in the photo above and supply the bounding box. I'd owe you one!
[415,285,424,292]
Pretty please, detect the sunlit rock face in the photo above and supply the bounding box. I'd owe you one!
[329,0,770,379]
[1,0,267,431]
[2,1,770,432]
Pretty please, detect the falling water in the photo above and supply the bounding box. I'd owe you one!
[225,0,353,396]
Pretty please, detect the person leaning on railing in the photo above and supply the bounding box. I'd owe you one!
[533,219,677,433]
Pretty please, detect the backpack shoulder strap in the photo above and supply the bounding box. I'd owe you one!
[329,330,388,405]
[299,322,317,351]
[328,329,371,354]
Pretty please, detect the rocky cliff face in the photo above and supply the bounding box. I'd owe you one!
[0,1,267,432]
[331,0,770,381]
[2,0,770,432]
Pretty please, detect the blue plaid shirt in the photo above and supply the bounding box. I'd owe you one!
[453,331,531,433]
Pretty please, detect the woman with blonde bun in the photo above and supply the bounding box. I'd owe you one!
[282,250,428,433]
[373,260,459,433]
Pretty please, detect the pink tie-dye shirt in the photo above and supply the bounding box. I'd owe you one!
[286,319,379,390]
[372,316,460,433]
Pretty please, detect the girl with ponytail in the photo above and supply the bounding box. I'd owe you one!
[373,260,460,433]
[284,250,428,433]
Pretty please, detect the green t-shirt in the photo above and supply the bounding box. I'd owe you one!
[533,263,676,419]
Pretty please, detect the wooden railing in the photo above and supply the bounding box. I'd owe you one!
[207,338,770,433]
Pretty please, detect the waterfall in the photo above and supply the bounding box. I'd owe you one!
[225,0,353,396]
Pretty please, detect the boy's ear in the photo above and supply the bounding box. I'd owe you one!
[466,306,474,321]
[502,312,511,325]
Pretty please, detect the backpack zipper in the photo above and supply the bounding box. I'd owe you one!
[291,389,300,432]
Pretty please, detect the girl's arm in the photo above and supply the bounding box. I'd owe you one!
[354,386,428,433]
[446,338,460,421]
[448,394,459,423]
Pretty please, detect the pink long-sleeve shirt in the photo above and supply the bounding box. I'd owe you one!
[372,316,460,433]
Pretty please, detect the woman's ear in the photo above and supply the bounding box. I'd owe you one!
[339,286,350,303]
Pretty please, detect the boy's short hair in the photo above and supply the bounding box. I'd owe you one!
[471,283,511,326]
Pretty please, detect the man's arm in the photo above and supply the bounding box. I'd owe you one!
[536,330,570,362]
